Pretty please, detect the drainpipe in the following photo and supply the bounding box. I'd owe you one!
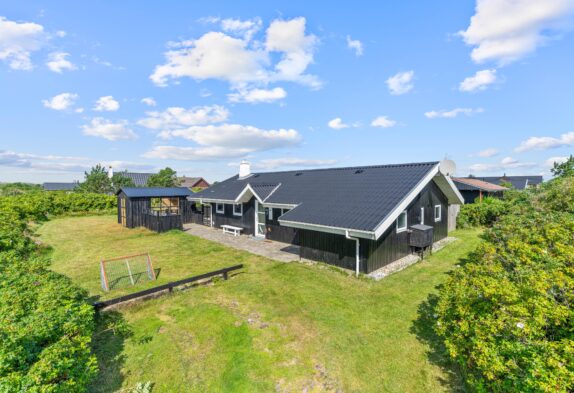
[346,230,360,277]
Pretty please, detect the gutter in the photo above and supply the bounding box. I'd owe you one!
[346,230,361,277]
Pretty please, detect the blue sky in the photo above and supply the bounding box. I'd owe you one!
[1,0,574,183]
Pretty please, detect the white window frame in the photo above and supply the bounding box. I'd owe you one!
[396,210,408,233]
[268,207,273,220]
[434,204,442,222]
[233,203,243,217]
[420,207,424,225]
[216,203,225,214]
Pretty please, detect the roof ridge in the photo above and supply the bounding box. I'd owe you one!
[250,161,439,176]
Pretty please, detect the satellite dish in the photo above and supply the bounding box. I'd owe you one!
[439,159,456,176]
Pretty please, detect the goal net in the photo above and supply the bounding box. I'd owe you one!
[100,253,156,291]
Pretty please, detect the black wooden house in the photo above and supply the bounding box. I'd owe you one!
[189,161,464,274]
[116,187,194,232]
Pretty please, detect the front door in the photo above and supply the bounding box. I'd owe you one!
[120,198,126,226]
[203,204,212,226]
[255,200,266,237]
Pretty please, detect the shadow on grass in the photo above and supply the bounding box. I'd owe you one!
[410,293,467,392]
[88,310,133,393]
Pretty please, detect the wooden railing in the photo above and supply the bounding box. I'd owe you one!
[94,264,243,310]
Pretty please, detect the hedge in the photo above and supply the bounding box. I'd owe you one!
[0,191,116,392]
[435,177,574,391]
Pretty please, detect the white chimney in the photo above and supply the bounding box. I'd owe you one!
[239,160,251,178]
[108,166,113,179]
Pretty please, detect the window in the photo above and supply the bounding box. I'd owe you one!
[281,208,289,215]
[233,203,243,217]
[149,197,179,216]
[216,203,224,214]
[420,207,424,225]
[434,205,442,222]
[396,210,407,233]
[268,207,273,220]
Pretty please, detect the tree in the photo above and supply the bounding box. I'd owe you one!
[78,164,112,194]
[111,171,135,192]
[146,167,180,187]
[551,155,574,178]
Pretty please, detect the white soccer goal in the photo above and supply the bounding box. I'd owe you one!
[100,253,156,291]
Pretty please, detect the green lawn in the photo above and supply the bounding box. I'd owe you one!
[38,215,481,392]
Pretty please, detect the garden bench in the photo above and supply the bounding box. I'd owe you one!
[221,225,243,237]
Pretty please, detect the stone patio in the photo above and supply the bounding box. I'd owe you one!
[183,223,300,263]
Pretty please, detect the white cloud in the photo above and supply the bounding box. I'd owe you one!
[81,118,136,141]
[42,92,79,111]
[386,71,414,95]
[150,17,320,91]
[346,35,364,56]
[162,124,301,151]
[425,107,484,119]
[0,16,45,70]
[371,116,397,128]
[46,51,76,73]
[459,69,497,92]
[228,87,287,103]
[221,17,262,41]
[476,148,498,158]
[515,131,574,152]
[460,0,574,65]
[143,146,251,161]
[545,156,569,167]
[141,97,156,107]
[93,96,120,112]
[254,157,338,170]
[469,156,537,173]
[138,105,229,130]
[328,117,351,130]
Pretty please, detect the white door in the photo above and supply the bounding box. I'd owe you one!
[255,200,266,237]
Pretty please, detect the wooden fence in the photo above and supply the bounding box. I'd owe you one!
[94,264,243,310]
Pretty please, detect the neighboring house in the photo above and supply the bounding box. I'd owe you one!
[179,176,210,189]
[42,182,79,191]
[474,175,543,190]
[189,160,464,275]
[116,187,194,232]
[453,177,508,204]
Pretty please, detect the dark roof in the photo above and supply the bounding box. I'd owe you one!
[453,177,508,192]
[123,172,154,186]
[117,187,193,198]
[42,182,78,191]
[179,176,210,188]
[473,175,543,190]
[192,162,443,232]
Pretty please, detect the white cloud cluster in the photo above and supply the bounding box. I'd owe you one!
[255,157,338,170]
[346,36,364,56]
[42,92,81,112]
[459,69,497,92]
[460,0,574,65]
[46,51,76,73]
[0,16,46,70]
[425,107,484,119]
[371,116,397,128]
[515,131,574,152]
[141,97,156,107]
[150,17,320,101]
[476,148,498,158]
[327,117,352,130]
[93,96,120,112]
[469,156,537,173]
[228,87,287,103]
[138,105,230,130]
[386,71,414,95]
[81,118,136,141]
[545,156,569,168]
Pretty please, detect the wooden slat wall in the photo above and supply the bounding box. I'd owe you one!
[299,230,358,271]
[266,208,299,244]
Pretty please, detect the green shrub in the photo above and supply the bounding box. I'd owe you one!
[0,190,115,391]
[436,176,574,391]
[456,197,510,228]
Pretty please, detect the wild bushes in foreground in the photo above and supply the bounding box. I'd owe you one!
[0,191,116,392]
[435,176,574,391]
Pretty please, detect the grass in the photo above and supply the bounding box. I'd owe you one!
[38,215,482,392]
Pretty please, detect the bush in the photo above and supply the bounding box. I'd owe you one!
[435,177,574,391]
[0,191,116,392]
[456,197,510,228]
